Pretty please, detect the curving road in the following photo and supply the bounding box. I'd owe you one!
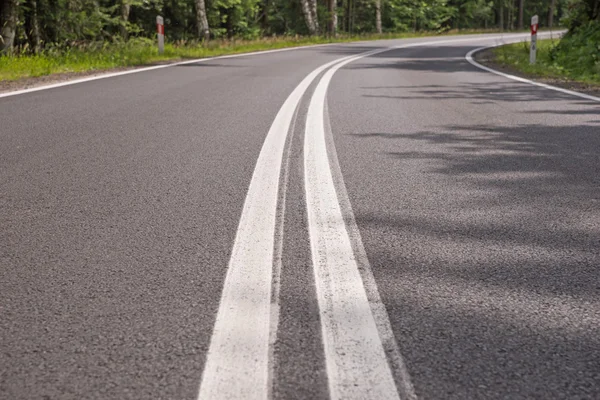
[1,32,599,400]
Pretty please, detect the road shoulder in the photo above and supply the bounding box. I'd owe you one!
[474,47,600,98]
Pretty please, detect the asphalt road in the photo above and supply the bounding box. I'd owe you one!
[1,33,599,400]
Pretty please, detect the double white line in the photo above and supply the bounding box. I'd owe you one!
[196,51,379,400]
[197,33,549,400]
[197,45,405,400]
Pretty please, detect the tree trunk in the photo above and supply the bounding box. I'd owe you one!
[328,0,337,36]
[225,7,234,38]
[300,0,317,35]
[195,0,210,41]
[351,0,356,32]
[1,0,19,52]
[25,0,41,52]
[518,0,524,29]
[120,0,131,40]
[547,0,556,27]
[310,0,319,33]
[375,0,382,33]
[259,0,269,31]
[499,2,504,30]
[347,0,352,33]
[347,0,356,33]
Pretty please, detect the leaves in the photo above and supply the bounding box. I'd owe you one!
[0,0,585,53]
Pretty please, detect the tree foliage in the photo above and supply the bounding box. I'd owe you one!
[0,0,582,53]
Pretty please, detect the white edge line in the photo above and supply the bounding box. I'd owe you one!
[0,43,336,99]
[0,32,564,100]
[466,44,600,102]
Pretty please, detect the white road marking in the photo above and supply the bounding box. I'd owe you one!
[466,46,600,102]
[0,44,334,99]
[0,32,556,100]
[322,103,418,400]
[301,33,565,400]
[199,32,569,400]
[267,95,301,399]
[305,47,402,400]
[197,52,371,400]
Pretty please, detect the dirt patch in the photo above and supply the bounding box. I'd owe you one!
[474,48,600,98]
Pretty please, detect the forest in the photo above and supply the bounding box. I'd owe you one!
[1,0,590,52]
[0,0,598,85]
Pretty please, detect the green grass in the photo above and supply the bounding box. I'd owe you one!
[491,26,600,85]
[0,29,508,82]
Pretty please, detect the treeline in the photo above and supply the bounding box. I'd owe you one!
[0,0,593,53]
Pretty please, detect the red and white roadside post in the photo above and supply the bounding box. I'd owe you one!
[530,15,538,64]
[157,16,165,54]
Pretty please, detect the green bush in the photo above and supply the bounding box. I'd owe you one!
[552,21,600,79]
[492,25,600,85]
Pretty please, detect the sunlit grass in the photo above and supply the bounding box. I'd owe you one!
[492,35,600,85]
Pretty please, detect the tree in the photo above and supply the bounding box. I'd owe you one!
[300,0,318,34]
[24,0,41,51]
[329,0,338,35]
[375,0,382,33]
[547,0,556,26]
[310,0,320,33]
[196,0,210,41]
[259,0,269,31]
[0,0,575,55]
[346,0,352,32]
[120,0,131,40]
[1,0,20,52]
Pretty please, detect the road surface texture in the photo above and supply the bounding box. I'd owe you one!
[1,33,599,400]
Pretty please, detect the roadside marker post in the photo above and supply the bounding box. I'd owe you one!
[157,16,165,54]
[530,15,538,64]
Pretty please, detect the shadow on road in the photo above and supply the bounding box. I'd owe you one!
[332,40,600,398]
[347,122,600,398]
[351,122,600,298]
[360,81,600,105]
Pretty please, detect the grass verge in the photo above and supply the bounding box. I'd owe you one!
[490,33,600,86]
[1,29,509,82]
